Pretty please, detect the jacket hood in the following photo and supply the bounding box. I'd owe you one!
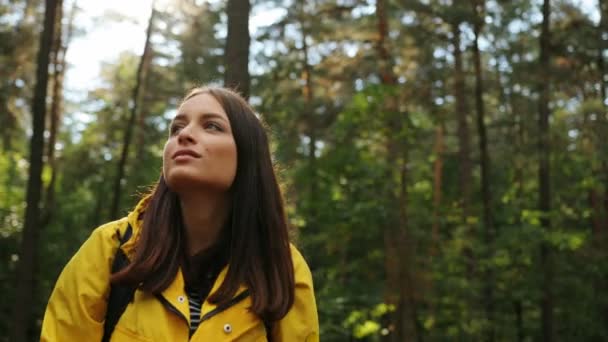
[121,195,152,258]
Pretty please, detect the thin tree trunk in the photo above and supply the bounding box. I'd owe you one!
[224,0,250,98]
[507,54,527,342]
[398,148,423,341]
[109,6,155,220]
[298,2,318,225]
[580,86,604,237]
[590,190,603,236]
[92,179,107,227]
[514,301,524,342]
[452,19,472,220]
[426,75,443,339]
[537,0,553,340]
[598,0,608,233]
[472,1,495,340]
[376,0,419,340]
[0,0,39,151]
[431,118,444,255]
[136,51,154,161]
[452,14,476,290]
[42,0,75,227]
[383,229,400,342]
[596,0,608,330]
[10,1,61,341]
[376,0,396,86]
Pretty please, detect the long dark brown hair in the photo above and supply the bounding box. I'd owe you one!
[112,86,295,321]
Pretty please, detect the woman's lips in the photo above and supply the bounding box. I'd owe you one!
[172,149,201,160]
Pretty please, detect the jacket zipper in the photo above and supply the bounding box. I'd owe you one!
[157,289,251,332]
[156,294,189,327]
[200,289,251,323]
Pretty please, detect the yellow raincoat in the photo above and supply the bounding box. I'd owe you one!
[41,199,319,341]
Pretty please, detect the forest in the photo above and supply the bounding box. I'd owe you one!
[1,0,607,341]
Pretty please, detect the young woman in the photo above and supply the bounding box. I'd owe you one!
[41,86,319,341]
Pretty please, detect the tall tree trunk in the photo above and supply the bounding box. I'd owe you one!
[136,51,154,161]
[109,6,155,220]
[431,116,444,255]
[598,0,608,233]
[596,0,608,330]
[0,0,39,151]
[590,190,603,236]
[537,0,553,340]
[514,301,524,342]
[583,85,604,238]
[41,0,74,227]
[224,0,250,98]
[376,0,396,86]
[10,1,61,341]
[452,19,472,220]
[298,2,318,226]
[376,0,419,340]
[452,14,476,294]
[398,146,422,341]
[505,54,527,342]
[472,1,495,340]
[92,179,107,227]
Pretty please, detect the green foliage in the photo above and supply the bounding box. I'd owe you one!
[2,0,608,340]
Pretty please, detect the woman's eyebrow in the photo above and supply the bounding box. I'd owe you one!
[174,112,228,123]
[172,113,188,122]
[199,112,229,123]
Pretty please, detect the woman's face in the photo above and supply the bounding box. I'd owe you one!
[162,93,237,193]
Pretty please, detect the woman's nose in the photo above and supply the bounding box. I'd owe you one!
[177,125,195,144]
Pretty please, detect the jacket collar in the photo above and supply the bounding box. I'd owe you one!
[120,195,150,259]
[200,265,249,317]
[119,195,249,319]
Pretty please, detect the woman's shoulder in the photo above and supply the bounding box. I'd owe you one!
[90,217,130,243]
[289,244,313,284]
[90,196,147,242]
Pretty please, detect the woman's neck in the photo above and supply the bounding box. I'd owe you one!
[179,191,230,256]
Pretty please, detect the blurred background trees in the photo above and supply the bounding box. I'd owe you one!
[1,0,607,340]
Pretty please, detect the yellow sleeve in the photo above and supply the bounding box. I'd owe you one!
[272,245,319,342]
[40,220,124,341]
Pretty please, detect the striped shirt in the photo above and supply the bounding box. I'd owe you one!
[187,290,203,336]
[182,239,229,338]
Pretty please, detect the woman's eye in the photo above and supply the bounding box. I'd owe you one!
[170,124,183,135]
[205,122,223,131]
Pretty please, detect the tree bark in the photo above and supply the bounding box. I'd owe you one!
[590,190,603,236]
[224,0,251,98]
[0,0,39,151]
[298,2,320,227]
[537,0,553,340]
[598,0,608,234]
[376,0,396,85]
[109,6,156,220]
[452,19,472,220]
[507,52,527,342]
[10,1,61,341]
[596,0,608,330]
[472,1,495,340]
[514,301,524,342]
[42,0,75,227]
[431,118,444,255]
[136,48,154,161]
[376,0,419,340]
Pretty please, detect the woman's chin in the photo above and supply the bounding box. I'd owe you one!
[165,173,232,194]
[165,172,202,193]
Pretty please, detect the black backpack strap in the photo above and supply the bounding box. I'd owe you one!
[101,224,134,342]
